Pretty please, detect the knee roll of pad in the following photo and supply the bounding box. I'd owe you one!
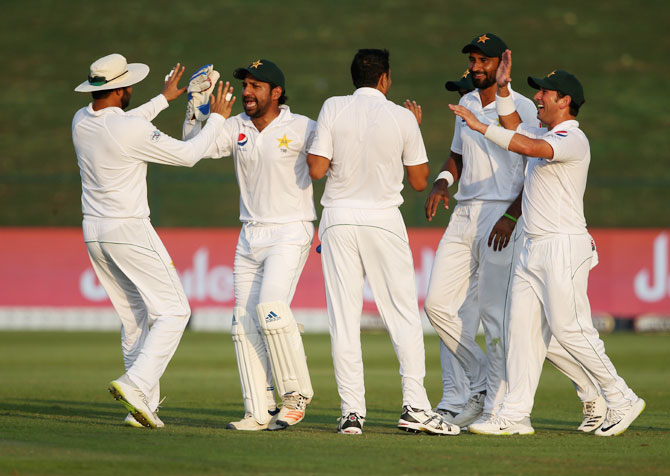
[257,301,313,399]
[231,307,273,424]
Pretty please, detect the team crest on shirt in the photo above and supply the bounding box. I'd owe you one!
[150,130,161,142]
[276,133,292,152]
[237,133,248,147]
[554,130,568,137]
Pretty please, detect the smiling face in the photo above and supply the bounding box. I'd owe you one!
[533,88,569,126]
[468,51,499,90]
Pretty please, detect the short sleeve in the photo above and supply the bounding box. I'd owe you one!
[308,99,335,160]
[516,123,548,140]
[401,109,428,166]
[543,128,588,163]
[449,96,466,154]
[304,119,317,153]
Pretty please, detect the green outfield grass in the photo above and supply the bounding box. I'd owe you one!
[0,331,667,475]
[1,0,669,228]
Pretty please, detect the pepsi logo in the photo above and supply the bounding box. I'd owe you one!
[237,133,248,147]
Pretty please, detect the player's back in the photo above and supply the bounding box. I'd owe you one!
[314,87,425,209]
[72,105,150,219]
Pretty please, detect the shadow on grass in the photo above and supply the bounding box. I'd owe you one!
[0,398,232,428]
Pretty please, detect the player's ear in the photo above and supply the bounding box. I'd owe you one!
[559,94,572,110]
[271,86,282,101]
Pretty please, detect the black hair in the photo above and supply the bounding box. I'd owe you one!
[556,90,581,117]
[350,49,390,89]
[269,83,288,105]
[91,88,116,100]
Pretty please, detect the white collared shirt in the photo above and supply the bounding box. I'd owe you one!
[516,119,590,235]
[451,86,538,203]
[184,105,317,224]
[308,87,428,209]
[72,94,225,219]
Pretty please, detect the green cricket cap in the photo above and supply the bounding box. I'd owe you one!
[233,59,285,91]
[462,33,507,58]
[527,69,585,106]
[445,70,475,92]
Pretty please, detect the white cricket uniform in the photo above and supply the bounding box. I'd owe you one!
[425,88,600,415]
[309,87,433,417]
[72,94,226,410]
[436,278,476,413]
[498,120,639,421]
[184,105,316,419]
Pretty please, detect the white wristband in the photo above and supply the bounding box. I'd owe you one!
[495,93,517,116]
[434,170,454,187]
[484,125,515,150]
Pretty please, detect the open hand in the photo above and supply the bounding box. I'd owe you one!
[496,49,512,88]
[425,180,450,221]
[449,104,487,134]
[404,99,422,126]
[488,215,516,251]
[162,63,187,102]
[209,81,236,119]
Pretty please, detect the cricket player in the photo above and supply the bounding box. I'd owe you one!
[424,33,606,431]
[454,50,645,436]
[72,53,234,428]
[183,59,315,431]
[433,70,475,419]
[307,49,458,436]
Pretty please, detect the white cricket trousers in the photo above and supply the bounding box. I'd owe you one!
[500,233,638,421]
[232,221,313,415]
[83,217,190,411]
[438,341,470,412]
[234,221,313,316]
[320,207,432,417]
[436,276,478,412]
[424,201,512,412]
[426,202,601,414]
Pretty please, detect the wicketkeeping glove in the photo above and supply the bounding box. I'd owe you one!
[186,64,220,122]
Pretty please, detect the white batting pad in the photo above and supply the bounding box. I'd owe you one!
[257,301,313,399]
[231,307,273,424]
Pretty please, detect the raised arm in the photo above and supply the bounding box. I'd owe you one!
[495,50,522,131]
[448,104,554,159]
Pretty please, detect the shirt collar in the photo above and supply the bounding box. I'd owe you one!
[86,104,124,116]
[353,87,386,99]
[240,104,291,130]
[474,84,517,109]
[549,119,579,132]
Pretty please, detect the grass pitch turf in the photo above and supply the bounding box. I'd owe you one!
[0,331,668,475]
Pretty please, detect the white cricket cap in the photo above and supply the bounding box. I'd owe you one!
[74,53,149,92]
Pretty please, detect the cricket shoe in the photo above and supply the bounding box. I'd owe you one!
[434,407,459,423]
[268,392,310,430]
[108,374,159,429]
[468,414,535,435]
[595,398,645,437]
[337,412,365,435]
[226,413,273,431]
[398,406,460,435]
[451,391,485,428]
[124,412,164,428]
[578,395,607,432]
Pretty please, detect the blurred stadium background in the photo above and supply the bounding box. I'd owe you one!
[1,0,669,329]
